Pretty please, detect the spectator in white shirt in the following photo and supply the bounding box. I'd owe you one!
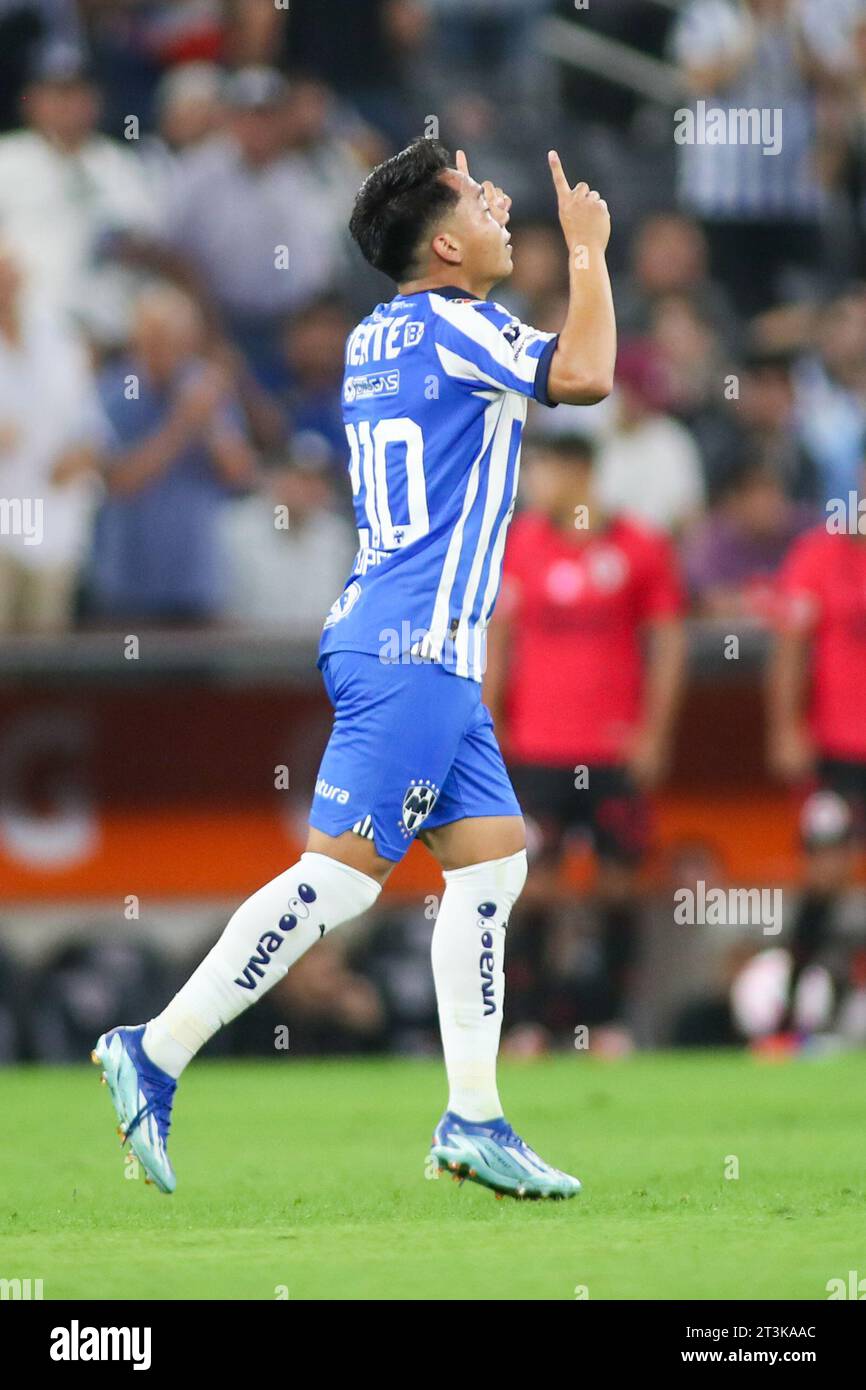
[165,68,361,386]
[0,40,159,341]
[0,242,105,632]
[597,340,706,535]
[139,61,225,213]
[220,437,357,639]
[671,0,851,315]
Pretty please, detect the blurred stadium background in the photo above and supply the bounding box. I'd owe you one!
[2,0,866,1071]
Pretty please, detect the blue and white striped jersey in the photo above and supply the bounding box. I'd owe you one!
[318,286,558,682]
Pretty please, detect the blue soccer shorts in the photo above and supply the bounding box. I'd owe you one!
[309,651,522,861]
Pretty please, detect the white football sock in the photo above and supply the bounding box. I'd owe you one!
[431,849,527,1123]
[143,851,381,1077]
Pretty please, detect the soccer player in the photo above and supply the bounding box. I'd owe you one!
[93,138,616,1200]
[767,482,866,1035]
[485,434,686,1032]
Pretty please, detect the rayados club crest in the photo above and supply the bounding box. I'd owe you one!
[400,778,440,837]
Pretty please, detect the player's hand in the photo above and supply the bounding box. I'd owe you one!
[173,363,230,432]
[455,149,511,229]
[52,445,100,487]
[548,150,610,253]
[768,725,815,783]
[626,728,670,790]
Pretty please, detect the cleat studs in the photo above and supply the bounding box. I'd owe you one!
[90,1051,100,1065]
[495,1192,504,1200]
[100,1075,107,1085]
[468,1168,477,1178]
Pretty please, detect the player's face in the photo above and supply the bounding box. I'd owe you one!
[442,169,513,285]
[525,451,591,522]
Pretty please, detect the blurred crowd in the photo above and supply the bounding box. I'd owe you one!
[3,0,866,1059]
[2,0,866,633]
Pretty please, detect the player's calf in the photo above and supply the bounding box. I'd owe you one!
[141,851,382,1078]
[431,847,527,1122]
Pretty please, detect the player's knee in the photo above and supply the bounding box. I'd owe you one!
[305,826,394,886]
[428,815,526,871]
[498,847,528,908]
[442,848,528,917]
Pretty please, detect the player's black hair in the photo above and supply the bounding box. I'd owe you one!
[535,433,597,466]
[349,138,461,283]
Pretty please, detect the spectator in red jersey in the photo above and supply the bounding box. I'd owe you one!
[768,470,866,810]
[766,474,866,1040]
[485,433,687,1035]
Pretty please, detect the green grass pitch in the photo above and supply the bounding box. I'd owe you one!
[2,1052,865,1300]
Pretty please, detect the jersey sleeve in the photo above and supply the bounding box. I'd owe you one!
[430,296,559,407]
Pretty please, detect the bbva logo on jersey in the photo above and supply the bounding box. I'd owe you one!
[344,370,400,404]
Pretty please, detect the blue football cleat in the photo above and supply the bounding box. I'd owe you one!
[92,1025,177,1193]
[430,1110,582,1200]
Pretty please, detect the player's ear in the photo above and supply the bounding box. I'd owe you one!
[431,230,462,266]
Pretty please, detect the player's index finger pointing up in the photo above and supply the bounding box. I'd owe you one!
[455,148,470,178]
[548,150,570,198]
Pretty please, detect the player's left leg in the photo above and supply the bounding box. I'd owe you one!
[421,707,582,1200]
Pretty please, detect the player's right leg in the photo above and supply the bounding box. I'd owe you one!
[422,816,581,1200]
[420,716,582,1199]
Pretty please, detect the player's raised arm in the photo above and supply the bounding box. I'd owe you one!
[545,151,616,406]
